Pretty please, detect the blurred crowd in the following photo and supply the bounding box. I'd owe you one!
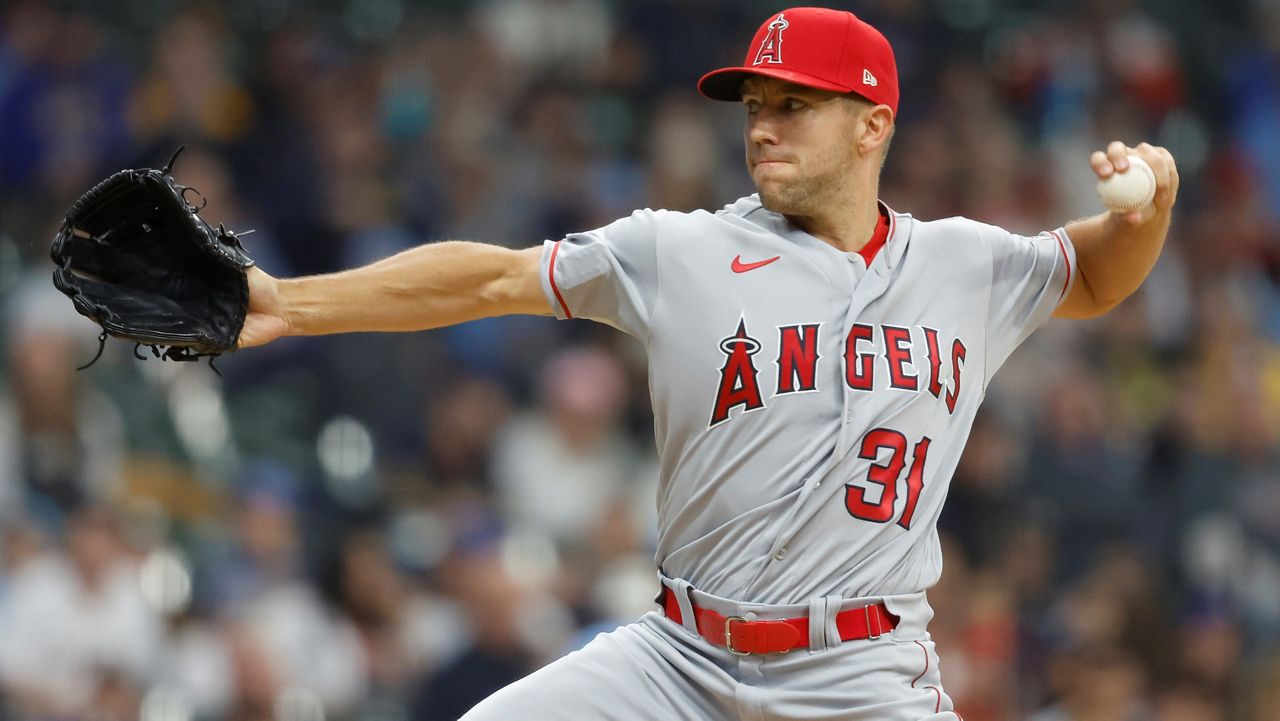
[1,0,1279,720]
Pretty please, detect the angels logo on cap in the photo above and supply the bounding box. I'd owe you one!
[698,7,900,116]
[753,13,789,65]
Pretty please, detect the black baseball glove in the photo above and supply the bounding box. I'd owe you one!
[50,147,254,371]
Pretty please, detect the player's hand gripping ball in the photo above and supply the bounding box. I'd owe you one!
[1096,154,1156,214]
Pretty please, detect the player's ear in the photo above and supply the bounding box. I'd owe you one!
[856,104,894,158]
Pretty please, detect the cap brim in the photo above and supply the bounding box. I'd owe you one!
[697,66,853,101]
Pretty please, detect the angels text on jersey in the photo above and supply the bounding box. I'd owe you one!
[709,318,968,428]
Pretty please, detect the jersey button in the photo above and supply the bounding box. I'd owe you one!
[774,548,787,561]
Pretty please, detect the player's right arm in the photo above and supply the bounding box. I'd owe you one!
[238,242,548,349]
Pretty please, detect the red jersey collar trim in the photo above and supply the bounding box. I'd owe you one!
[858,201,893,266]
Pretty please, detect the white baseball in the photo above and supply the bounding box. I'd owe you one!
[1096,154,1156,213]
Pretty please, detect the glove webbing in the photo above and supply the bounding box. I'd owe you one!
[77,331,226,375]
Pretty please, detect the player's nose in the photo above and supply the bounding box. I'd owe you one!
[747,116,779,146]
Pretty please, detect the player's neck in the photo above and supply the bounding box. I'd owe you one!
[785,188,881,254]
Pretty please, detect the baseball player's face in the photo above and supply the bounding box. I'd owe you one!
[740,77,866,216]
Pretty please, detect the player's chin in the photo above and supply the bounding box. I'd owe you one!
[754,176,797,207]
[756,183,802,214]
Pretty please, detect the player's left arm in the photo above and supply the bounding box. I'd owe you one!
[1053,141,1179,320]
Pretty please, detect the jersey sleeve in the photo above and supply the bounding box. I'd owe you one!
[539,208,662,338]
[981,222,1076,381]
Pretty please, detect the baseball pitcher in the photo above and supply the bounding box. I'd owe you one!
[238,8,1179,720]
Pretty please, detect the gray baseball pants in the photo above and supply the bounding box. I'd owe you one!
[461,581,959,721]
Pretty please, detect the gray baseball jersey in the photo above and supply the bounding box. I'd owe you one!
[539,194,1074,605]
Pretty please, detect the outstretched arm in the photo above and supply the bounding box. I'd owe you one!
[1054,141,1179,320]
[238,242,548,348]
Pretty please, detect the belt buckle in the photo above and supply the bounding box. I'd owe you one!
[724,616,750,656]
[865,604,882,640]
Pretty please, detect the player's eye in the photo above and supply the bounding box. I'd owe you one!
[743,99,760,114]
[785,98,806,111]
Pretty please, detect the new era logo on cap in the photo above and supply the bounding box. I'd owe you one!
[697,7,900,116]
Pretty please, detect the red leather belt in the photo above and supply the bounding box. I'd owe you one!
[660,586,899,655]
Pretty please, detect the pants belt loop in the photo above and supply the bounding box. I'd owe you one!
[669,578,700,636]
[807,596,828,651]
[823,595,845,648]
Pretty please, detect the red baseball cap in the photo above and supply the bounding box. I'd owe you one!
[698,7,899,115]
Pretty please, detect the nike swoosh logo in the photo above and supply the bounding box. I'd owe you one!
[731,255,781,273]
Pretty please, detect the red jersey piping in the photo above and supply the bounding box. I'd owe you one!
[1049,229,1072,301]
[548,240,572,319]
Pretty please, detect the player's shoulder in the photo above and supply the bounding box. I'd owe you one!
[625,195,775,236]
[905,214,1040,254]
[713,194,769,219]
[908,214,1002,241]
[583,207,670,242]
[708,194,799,238]
[583,201,758,246]
[653,194,769,226]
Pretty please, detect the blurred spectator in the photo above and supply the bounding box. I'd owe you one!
[422,374,511,490]
[413,543,569,721]
[476,0,613,81]
[323,528,467,719]
[0,274,125,524]
[1024,366,1141,582]
[492,346,651,556]
[1174,609,1243,699]
[1226,0,1280,222]
[221,621,281,721]
[1029,645,1151,721]
[203,463,368,714]
[645,94,721,213]
[0,507,162,720]
[154,610,237,720]
[0,3,132,201]
[234,562,368,714]
[1154,683,1227,721]
[939,410,1023,567]
[204,463,305,609]
[129,10,254,147]
[1243,654,1280,721]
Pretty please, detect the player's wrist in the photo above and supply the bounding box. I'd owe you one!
[275,277,306,337]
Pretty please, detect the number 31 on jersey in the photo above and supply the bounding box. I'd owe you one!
[846,428,931,530]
